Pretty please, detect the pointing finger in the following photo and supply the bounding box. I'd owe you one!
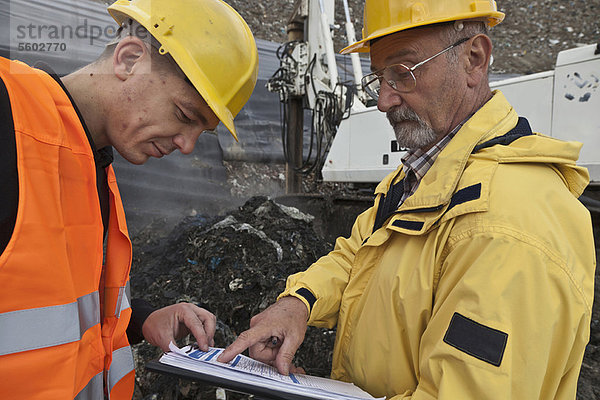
[217,329,262,363]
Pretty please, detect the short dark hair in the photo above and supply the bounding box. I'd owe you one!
[94,23,178,74]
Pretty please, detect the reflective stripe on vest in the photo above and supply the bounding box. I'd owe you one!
[74,372,103,400]
[107,345,135,397]
[0,291,100,356]
[79,291,101,337]
[115,282,131,318]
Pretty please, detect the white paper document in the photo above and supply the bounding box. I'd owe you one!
[158,342,383,400]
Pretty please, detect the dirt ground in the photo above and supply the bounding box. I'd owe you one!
[579,209,600,399]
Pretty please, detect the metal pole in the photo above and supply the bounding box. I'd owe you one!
[286,97,303,194]
[317,0,339,90]
[342,0,364,87]
[285,9,305,194]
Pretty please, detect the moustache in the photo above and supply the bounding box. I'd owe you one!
[386,106,422,124]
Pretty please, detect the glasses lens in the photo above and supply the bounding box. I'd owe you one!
[361,64,416,100]
[361,73,381,100]
[386,64,416,93]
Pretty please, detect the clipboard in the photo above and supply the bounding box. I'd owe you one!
[146,360,326,400]
[147,344,381,400]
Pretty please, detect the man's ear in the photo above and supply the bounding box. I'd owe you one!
[113,36,149,81]
[464,34,493,88]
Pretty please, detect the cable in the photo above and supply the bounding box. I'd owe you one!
[268,41,356,178]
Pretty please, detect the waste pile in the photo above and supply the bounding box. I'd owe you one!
[129,195,600,399]
[130,196,337,399]
[577,213,600,399]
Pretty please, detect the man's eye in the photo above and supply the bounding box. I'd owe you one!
[177,107,193,123]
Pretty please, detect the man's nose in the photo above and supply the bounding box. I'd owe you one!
[173,126,204,155]
[377,81,403,113]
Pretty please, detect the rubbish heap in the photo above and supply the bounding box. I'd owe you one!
[130,196,336,399]
[129,196,600,400]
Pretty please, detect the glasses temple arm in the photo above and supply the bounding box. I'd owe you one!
[411,37,471,71]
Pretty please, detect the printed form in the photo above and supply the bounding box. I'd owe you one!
[159,342,383,400]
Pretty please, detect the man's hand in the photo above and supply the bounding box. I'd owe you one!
[141,302,216,352]
[217,296,308,375]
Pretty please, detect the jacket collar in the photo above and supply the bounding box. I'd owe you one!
[377,91,516,202]
[371,91,518,236]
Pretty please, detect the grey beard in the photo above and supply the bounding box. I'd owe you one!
[386,106,438,150]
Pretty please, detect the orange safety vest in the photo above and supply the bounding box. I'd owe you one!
[0,57,134,399]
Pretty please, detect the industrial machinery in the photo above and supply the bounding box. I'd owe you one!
[267,0,600,187]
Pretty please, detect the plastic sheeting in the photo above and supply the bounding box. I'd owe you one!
[0,0,115,74]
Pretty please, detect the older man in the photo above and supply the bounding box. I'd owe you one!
[0,0,257,398]
[219,1,595,399]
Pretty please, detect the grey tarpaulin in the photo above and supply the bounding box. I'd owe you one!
[0,0,114,74]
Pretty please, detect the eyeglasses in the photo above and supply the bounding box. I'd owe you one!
[361,37,471,100]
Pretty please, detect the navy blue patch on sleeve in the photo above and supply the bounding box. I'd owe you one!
[443,313,508,367]
[295,288,316,313]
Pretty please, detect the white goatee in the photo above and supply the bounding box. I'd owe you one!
[386,106,438,150]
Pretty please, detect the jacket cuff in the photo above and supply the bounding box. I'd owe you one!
[127,298,157,344]
[277,287,316,320]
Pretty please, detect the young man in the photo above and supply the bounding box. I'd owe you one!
[0,0,257,398]
[219,1,595,399]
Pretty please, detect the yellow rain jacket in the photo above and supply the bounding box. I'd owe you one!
[280,92,595,399]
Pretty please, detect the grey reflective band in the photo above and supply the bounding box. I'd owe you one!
[125,280,131,303]
[78,291,101,337]
[107,345,134,396]
[74,372,103,400]
[115,282,131,318]
[0,302,79,356]
[120,291,130,315]
[0,291,100,356]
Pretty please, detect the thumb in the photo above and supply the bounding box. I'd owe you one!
[141,316,175,352]
[158,333,176,352]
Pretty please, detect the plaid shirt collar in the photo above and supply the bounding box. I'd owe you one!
[398,117,469,205]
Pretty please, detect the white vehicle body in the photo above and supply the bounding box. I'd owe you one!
[321,43,600,183]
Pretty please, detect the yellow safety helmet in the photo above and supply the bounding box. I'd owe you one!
[108,0,258,141]
[341,0,504,54]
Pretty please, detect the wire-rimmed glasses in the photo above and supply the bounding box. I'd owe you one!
[361,37,471,100]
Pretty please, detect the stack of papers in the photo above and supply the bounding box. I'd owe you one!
[156,343,383,400]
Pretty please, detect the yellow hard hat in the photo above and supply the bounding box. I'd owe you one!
[341,0,505,54]
[108,0,258,141]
